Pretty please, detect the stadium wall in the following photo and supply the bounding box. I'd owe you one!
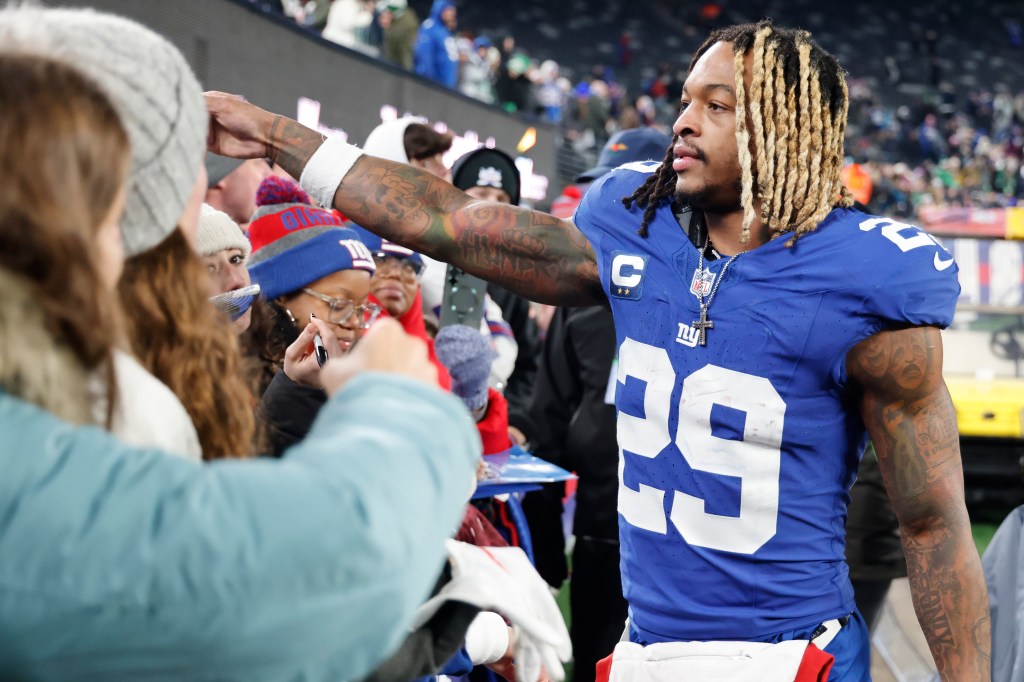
[51,0,558,202]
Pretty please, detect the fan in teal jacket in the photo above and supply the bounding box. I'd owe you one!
[0,372,480,682]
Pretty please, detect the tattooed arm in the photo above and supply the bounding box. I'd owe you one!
[205,93,603,305]
[847,326,989,681]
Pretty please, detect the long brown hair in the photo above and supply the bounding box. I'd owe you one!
[118,229,257,459]
[240,298,296,397]
[0,54,130,424]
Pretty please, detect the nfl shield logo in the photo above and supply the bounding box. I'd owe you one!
[690,267,715,298]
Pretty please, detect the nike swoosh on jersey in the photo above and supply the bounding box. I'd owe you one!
[934,252,955,271]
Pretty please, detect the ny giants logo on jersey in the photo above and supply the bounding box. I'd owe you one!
[610,252,648,300]
[675,322,701,347]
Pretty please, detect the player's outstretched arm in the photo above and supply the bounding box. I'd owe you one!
[848,326,990,682]
[205,92,604,306]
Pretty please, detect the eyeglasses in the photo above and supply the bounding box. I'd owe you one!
[372,253,424,281]
[301,288,381,329]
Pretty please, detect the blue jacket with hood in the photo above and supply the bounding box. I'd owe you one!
[413,0,458,88]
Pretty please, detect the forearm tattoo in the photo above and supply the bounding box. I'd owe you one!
[270,119,603,305]
[849,327,990,680]
[269,118,324,182]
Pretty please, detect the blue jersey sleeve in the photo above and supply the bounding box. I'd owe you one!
[858,215,960,329]
[572,162,660,277]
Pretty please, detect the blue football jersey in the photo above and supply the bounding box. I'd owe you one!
[572,163,960,642]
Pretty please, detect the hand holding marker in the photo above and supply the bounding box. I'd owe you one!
[311,313,328,367]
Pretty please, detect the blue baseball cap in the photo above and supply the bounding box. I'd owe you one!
[575,127,673,182]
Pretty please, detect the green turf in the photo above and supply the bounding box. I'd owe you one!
[973,523,998,556]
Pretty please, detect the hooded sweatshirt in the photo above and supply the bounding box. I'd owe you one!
[413,0,458,88]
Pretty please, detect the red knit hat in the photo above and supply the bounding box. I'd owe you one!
[247,176,348,253]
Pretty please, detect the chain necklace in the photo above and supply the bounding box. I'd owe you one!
[692,241,738,346]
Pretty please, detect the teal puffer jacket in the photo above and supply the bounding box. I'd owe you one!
[0,372,479,681]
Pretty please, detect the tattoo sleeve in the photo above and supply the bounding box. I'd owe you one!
[848,326,990,681]
[269,119,604,305]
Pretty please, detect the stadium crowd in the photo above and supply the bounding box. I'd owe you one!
[260,0,1024,218]
[0,1,1022,682]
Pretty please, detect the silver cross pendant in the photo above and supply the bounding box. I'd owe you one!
[692,305,714,346]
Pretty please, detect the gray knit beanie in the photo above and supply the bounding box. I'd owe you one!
[435,325,497,412]
[0,6,208,257]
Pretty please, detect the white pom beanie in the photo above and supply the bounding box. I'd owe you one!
[0,6,208,257]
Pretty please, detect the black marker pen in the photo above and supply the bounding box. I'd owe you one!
[310,313,328,367]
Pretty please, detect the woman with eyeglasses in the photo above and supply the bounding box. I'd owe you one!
[244,180,382,455]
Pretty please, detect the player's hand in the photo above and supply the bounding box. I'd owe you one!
[283,318,341,389]
[205,91,277,159]
[321,318,438,396]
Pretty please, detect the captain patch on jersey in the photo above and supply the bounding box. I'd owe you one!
[610,251,648,300]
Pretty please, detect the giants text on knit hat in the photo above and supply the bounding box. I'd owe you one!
[247,227,376,301]
[247,176,348,253]
[197,204,251,259]
[0,6,208,257]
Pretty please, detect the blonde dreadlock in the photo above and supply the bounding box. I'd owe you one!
[622,20,854,243]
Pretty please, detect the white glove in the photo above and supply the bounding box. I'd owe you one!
[412,540,572,682]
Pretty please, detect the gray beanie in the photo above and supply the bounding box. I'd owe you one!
[0,6,208,257]
[434,325,497,412]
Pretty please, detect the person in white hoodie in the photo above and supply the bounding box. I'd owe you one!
[361,116,519,390]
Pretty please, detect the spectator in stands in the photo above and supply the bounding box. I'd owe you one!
[322,0,377,53]
[413,0,458,88]
[0,13,482,682]
[534,59,565,123]
[282,0,329,31]
[244,183,380,455]
[365,116,453,181]
[347,227,451,380]
[0,6,256,461]
[498,51,532,113]
[378,0,419,69]
[197,203,255,333]
[459,36,496,104]
[361,117,519,391]
[585,79,611,146]
[0,52,200,462]
[205,153,274,228]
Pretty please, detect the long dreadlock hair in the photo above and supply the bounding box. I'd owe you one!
[622,20,854,244]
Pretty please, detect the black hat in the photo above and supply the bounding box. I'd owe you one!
[576,127,673,183]
[451,147,521,206]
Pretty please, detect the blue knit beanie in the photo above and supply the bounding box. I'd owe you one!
[247,226,376,301]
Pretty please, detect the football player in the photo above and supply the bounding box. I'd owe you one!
[207,21,988,681]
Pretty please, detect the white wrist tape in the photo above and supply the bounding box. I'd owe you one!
[298,135,364,208]
[464,611,510,665]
